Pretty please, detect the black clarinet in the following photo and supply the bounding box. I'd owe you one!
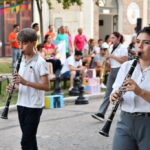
[99,53,140,137]
[1,53,23,119]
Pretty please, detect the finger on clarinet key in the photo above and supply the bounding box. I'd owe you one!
[6,84,14,93]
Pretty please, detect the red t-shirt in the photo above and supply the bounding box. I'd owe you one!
[44,43,56,55]
[74,34,87,51]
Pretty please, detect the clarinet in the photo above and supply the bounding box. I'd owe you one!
[99,53,140,137]
[1,53,23,119]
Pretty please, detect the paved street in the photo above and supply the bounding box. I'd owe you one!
[0,98,119,150]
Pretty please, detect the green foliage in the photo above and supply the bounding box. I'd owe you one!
[62,0,82,9]
[0,62,11,74]
[1,0,82,8]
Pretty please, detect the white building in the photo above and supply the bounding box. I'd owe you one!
[33,0,150,44]
[32,0,99,40]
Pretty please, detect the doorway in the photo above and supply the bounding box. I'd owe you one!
[99,14,118,40]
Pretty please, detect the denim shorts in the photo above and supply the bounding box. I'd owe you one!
[61,71,80,79]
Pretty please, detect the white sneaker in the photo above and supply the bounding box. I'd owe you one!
[49,74,56,79]
[101,83,106,89]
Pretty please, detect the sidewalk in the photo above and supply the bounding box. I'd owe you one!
[0,92,104,112]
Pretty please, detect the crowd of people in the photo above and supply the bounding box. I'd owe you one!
[7,22,150,150]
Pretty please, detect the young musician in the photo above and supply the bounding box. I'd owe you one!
[91,32,128,121]
[8,28,49,150]
[111,26,150,150]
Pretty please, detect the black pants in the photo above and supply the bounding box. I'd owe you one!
[17,106,43,150]
[46,59,62,73]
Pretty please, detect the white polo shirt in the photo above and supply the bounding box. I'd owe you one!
[109,44,128,68]
[17,54,48,108]
[61,55,82,74]
[112,60,150,113]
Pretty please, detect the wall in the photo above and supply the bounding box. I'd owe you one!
[118,0,144,45]
[33,0,99,41]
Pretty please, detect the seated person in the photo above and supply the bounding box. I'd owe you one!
[82,39,98,68]
[61,50,86,91]
[44,34,62,76]
[90,43,110,88]
[37,43,55,79]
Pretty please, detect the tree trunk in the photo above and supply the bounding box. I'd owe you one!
[35,0,44,42]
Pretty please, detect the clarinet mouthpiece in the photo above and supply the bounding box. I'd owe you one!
[137,52,142,57]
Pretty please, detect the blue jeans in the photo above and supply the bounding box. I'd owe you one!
[11,48,20,68]
[17,106,43,150]
[61,71,80,79]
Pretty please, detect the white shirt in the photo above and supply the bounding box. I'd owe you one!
[83,44,98,56]
[17,54,48,108]
[109,44,128,68]
[112,60,150,113]
[61,55,82,74]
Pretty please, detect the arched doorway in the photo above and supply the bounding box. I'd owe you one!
[99,0,118,40]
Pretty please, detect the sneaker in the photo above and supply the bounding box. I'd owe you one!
[100,83,107,89]
[91,113,105,121]
[49,74,56,79]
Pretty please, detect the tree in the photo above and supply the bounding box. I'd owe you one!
[1,0,83,40]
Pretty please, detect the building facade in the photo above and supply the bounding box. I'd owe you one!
[99,0,150,44]
[0,0,150,57]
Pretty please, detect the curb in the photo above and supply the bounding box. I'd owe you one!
[64,92,104,105]
[0,92,104,112]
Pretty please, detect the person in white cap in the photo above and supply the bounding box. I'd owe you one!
[90,42,109,88]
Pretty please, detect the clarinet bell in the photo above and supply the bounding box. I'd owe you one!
[99,119,112,137]
[1,107,9,119]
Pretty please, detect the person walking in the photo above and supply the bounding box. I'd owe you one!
[111,26,150,150]
[8,28,49,150]
[91,32,128,121]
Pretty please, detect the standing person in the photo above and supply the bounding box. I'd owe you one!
[91,32,128,121]
[103,34,111,48]
[111,26,150,150]
[128,35,136,60]
[55,26,69,58]
[74,28,87,52]
[8,24,20,68]
[45,25,56,40]
[8,28,49,150]
[31,23,41,47]
[65,26,73,55]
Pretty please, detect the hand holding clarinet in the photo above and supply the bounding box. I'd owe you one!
[110,79,142,103]
[99,53,141,137]
[6,73,27,94]
[1,53,23,119]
